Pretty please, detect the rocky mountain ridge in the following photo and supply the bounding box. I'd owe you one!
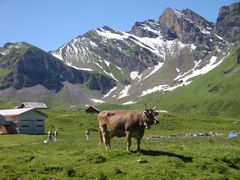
[50,5,233,104]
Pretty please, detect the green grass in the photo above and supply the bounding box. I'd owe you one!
[0,108,240,179]
[108,64,126,83]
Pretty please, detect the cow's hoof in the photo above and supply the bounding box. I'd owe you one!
[136,150,142,154]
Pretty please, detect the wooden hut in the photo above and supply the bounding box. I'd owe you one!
[85,106,100,114]
[0,108,47,134]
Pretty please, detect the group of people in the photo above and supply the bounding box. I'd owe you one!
[44,129,58,143]
[44,128,91,144]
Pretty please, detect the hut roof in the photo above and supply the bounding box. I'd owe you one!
[16,102,48,109]
[85,106,100,113]
[0,108,47,117]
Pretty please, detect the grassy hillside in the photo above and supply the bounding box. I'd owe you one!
[0,101,17,109]
[0,108,240,179]
[139,46,240,118]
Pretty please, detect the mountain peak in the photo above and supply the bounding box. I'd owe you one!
[159,7,215,44]
[182,8,214,28]
[0,42,33,56]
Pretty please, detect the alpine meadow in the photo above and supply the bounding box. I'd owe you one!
[0,1,240,180]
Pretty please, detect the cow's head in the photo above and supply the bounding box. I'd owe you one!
[143,105,159,128]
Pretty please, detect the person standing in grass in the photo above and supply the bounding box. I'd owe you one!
[53,129,58,142]
[44,130,52,143]
[48,130,52,142]
[85,129,90,141]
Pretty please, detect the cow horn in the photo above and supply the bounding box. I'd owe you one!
[152,105,157,110]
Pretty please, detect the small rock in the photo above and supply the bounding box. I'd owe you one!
[136,159,148,164]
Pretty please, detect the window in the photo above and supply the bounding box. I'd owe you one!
[37,119,43,122]
[21,120,29,122]
[36,125,43,128]
[21,125,29,128]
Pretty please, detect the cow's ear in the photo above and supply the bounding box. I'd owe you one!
[143,110,147,118]
[143,110,146,115]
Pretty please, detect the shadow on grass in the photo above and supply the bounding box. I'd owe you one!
[132,150,193,163]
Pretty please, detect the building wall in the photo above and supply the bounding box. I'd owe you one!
[0,110,46,134]
[18,110,46,134]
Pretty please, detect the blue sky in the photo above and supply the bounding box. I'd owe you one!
[0,0,237,51]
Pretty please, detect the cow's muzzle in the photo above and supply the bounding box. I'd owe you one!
[154,119,160,124]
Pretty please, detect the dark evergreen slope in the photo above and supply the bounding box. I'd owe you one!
[0,42,115,93]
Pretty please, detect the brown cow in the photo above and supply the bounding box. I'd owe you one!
[97,106,159,151]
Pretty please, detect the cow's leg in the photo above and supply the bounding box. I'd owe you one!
[102,131,109,150]
[137,138,141,152]
[106,137,111,150]
[125,131,131,152]
[99,130,103,145]
[100,125,110,150]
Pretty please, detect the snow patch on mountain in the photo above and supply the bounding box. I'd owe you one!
[175,55,221,83]
[173,9,183,18]
[96,27,189,58]
[130,71,142,80]
[91,99,105,103]
[52,52,63,61]
[141,84,177,96]
[141,21,161,36]
[96,28,129,40]
[102,86,117,98]
[104,60,110,67]
[103,70,118,81]
[140,53,229,97]
[94,62,103,69]
[89,40,97,47]
[191,44,196,50]
[66,62,93,71]
[214,34,224,41]
[118,85,131,99]
[143,62,164,80]
[116,66,122,70]
[51,44,66,61]
[122,101,137,105]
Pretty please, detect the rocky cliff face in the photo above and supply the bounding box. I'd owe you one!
[129,19,161,38]
[216,2,240,42]
[159,8,216,47]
